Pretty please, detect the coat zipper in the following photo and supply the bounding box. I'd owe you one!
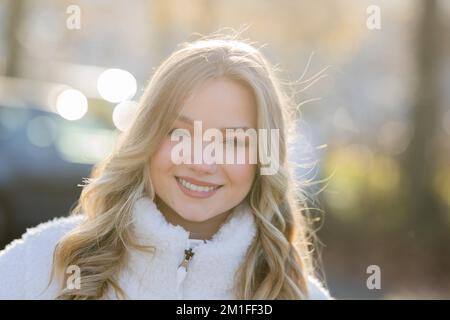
[176,238,195,299]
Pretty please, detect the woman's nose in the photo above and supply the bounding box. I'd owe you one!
[186,138,219,174]
[187,162,218,175]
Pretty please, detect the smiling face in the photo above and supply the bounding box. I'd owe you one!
[149,77,257,222]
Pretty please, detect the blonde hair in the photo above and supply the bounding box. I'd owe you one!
[51,32,318,299]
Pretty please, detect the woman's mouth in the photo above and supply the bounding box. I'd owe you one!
[175,176,223,199]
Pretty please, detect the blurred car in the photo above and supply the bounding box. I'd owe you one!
[0,103,107,249]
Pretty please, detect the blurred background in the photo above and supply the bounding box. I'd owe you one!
[0,0,449,299]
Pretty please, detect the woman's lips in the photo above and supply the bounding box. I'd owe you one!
[175,176,223,199]
[176,176,222,187]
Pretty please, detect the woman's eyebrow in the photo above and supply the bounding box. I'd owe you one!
[177,115,195,125]
[176,115,252,130]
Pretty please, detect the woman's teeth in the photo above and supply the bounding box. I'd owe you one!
[177,177,220,192]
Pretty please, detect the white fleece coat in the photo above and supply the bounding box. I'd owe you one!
[0,196,332,300]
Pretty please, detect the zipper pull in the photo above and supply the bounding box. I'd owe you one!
[176,248,195,299]
[179,248,195,269]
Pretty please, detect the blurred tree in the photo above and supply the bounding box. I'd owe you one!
[4,0,25,77]
[401,0,447,242]
[149,0,174,60]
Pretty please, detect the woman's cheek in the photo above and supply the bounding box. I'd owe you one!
[224,163,256,189]
[154,139,177,168]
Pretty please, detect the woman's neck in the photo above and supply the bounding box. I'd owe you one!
[155,197,233,240]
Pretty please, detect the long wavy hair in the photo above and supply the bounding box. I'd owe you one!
[51,32,319,299]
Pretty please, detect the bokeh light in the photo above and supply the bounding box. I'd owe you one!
[55,89,88,121]
[97,68,137,103]
[26,116,58,147]
[112,100,139,132]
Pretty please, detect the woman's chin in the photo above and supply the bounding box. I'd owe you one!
[174,209,212,222]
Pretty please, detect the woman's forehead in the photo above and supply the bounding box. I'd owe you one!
[178,78,257,128]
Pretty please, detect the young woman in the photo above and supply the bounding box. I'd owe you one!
[0,35,332,300]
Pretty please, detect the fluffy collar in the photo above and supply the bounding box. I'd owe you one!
[0,195,331,299]
[113,196,257,299]
[131,196,257,251]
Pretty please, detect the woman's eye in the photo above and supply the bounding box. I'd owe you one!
[224,139,234,145]
[223,137,247,147]
[168,128,189,137]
